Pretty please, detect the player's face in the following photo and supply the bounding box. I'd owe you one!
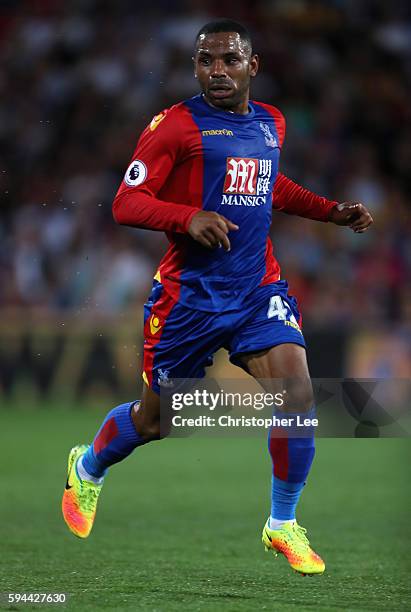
[193,32,259,114]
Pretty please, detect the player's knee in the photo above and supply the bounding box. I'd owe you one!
[284,378,314,413]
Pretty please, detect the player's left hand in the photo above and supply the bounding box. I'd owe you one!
[328,202,373,233]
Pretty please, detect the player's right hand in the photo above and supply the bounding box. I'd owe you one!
[188,211,239,251]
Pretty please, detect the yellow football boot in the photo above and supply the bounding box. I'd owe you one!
[262,519,325,575]
[62,445,103,539]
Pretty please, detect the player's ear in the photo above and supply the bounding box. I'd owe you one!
[250,53,259,77]
[192,56,197,78]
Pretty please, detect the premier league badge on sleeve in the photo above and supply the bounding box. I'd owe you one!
[124,159,147,186]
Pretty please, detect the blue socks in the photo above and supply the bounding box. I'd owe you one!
[81,401,145,479]
[270,477,306,521]
[268,408,316,521]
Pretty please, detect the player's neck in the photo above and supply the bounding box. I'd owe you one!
[201,93,251,115]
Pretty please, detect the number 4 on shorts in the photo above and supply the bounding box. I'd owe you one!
[267,295,298,325]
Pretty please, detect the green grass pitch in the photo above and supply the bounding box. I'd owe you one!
[0,406,410,611]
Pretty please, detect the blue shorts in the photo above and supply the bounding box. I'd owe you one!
[143,280,305,394]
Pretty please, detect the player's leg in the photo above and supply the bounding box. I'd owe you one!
[61,384,162,539]
[62,278,176,539]
[241,343,315,518]
[62,279,225,538]
[241,343,324,575]
[242,343,315,529]
[229,281,324,574]
[241,344,316,529]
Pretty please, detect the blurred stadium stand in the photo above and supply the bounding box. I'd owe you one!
[1,0,411,398]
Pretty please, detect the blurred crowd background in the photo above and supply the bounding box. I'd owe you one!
[1,0,411,381]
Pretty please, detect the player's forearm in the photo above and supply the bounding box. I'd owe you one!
[272,173,337,222]
[112,190,198,233]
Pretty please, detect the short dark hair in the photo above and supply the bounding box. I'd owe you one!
[195,19,252,53]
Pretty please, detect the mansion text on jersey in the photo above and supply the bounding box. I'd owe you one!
[221,194,266,206]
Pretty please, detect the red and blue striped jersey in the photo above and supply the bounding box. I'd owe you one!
[113,94,336,311]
